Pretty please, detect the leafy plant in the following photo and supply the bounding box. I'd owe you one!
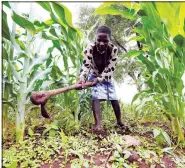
[95,2,185,143]
[2,2,84,142]
[153,128,172,147]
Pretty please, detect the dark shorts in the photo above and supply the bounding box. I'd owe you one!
[88,74,118,100]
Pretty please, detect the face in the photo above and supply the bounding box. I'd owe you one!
[96,33,109,52]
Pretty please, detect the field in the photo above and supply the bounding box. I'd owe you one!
[2,2,185,168]
[3,107,185,167]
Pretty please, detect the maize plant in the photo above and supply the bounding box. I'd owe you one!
[95,2,185,143]
[2,2,82,142]
[37,2,86,122]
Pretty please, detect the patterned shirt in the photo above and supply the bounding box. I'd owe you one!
[79,42,118,82]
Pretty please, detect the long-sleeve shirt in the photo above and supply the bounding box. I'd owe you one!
[79,42,118,82]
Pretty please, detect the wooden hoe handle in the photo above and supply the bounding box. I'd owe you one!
[30,82,94,118]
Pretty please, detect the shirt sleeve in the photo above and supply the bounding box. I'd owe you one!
[79,44,93,82]
[97,45,118,82]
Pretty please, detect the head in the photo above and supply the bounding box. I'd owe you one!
[95,26,111,52]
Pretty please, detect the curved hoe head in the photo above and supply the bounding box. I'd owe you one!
[30,91,50,118]
[30,91,48,105]
[41,104,50,118]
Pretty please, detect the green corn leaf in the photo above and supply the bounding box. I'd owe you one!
[50,65,63,80]
[11,11,36,35]
[27,68,52,93]
[124,50,144,58]
[120,2,141,13]
[53,2,76,29]
[158,68,169,75]
[46,57,52,68]
[9,61,24,82]
[131,89,152,105]
[49,27,58,37]
[34,79,43,91]
[94,5,137,20]
[37,2,51,12]
[67,26,76,40]
[28,54,50,72]
[179,3,185,35]
[141,16,156,31]
[42,32,59,40]
[2,11,11,41]
[50,2,68,28]
[15,39,26,50]
[44,19,54,26]
[52,40,62,52]
[140,2,161,29]
[3,1,11,9]
[155,2,178,36]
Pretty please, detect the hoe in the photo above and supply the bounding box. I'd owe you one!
[30,82,93,118]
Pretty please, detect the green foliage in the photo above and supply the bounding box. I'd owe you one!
[3,108,185,167]
[11,11,36,35]
[2,2,84,142]
[2,11,10,40]
[76,4,141,85]
[76,4,134,45]
[2,2,185,167]
[94,4,137,20]
[95,1,185,143]
[3,136,63,168]
[153,128,172,147]
[132,2,185,143]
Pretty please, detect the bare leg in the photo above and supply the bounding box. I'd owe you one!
[92,100,101,129]
[111,100,125,127]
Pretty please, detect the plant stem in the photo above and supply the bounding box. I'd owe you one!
[16,85,26,142]
[174,117,184,143]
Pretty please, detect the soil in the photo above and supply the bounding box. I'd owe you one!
[38,127,179,168]
[40,150,177,168]
[3,121,184,168]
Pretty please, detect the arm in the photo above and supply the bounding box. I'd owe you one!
[98,45,118,82]
[79,44,93,82]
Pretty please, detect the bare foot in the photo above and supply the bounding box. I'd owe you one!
[93,125,101,131]
[117,122,126,128]
[88,126,106,135]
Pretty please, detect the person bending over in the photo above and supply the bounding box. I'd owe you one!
[77,25,125,130]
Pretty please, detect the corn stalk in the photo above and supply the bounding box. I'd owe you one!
[3,2,84,142]
[94,2,185,143]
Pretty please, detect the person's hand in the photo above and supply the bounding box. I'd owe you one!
[91,78,99,86]
[76,80,85,90]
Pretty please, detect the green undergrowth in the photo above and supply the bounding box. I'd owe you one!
[3,103,185,168]
[3,118,185,168]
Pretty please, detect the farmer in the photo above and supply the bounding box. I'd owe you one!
[77,25,125,131]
